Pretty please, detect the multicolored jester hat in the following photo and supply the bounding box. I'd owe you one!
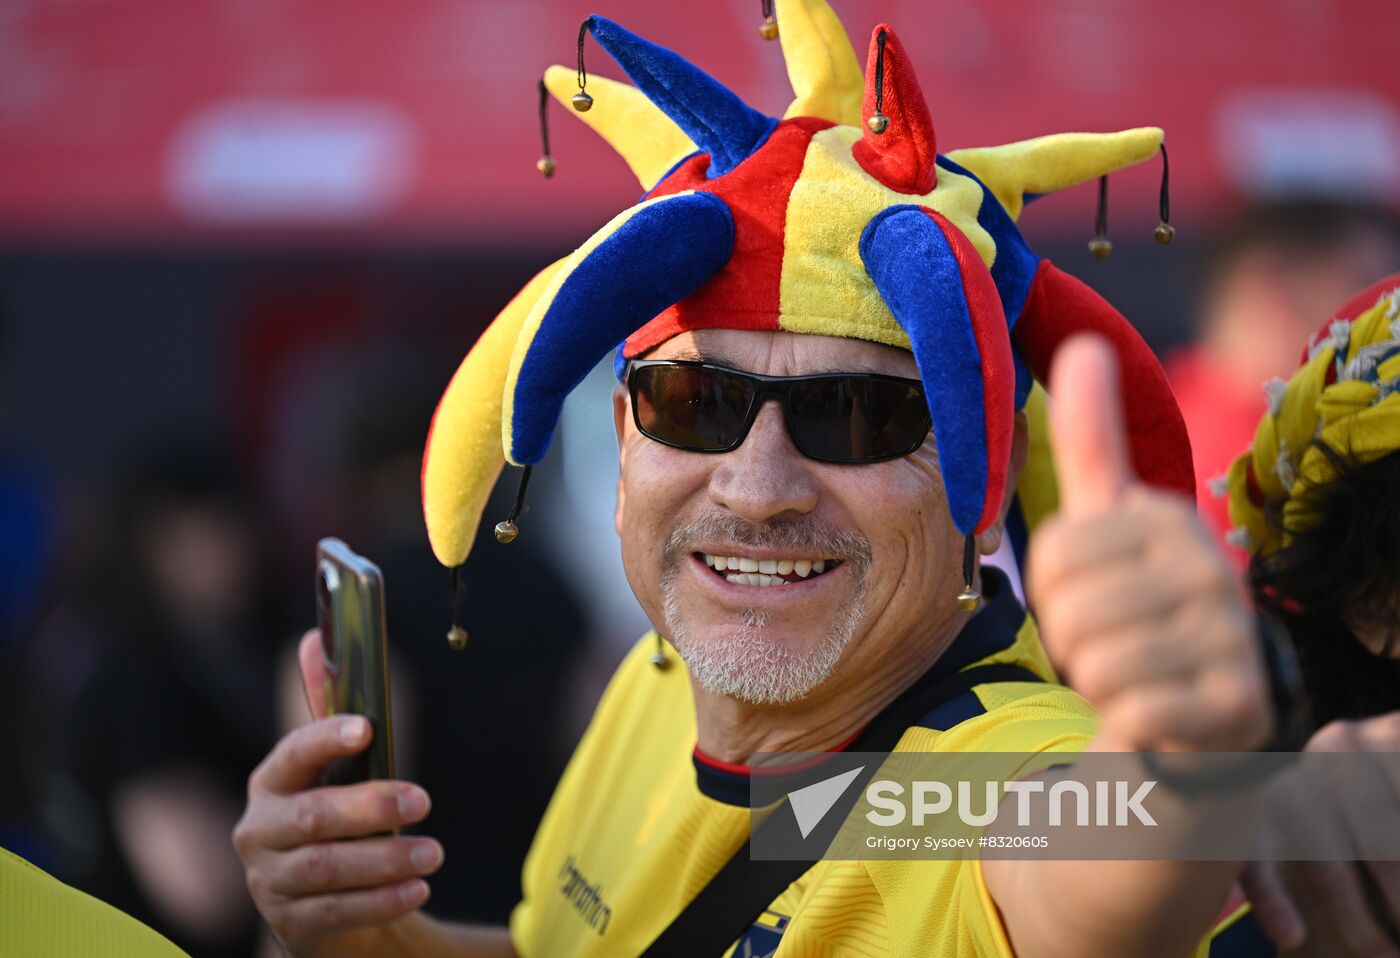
[421,0,1194,639]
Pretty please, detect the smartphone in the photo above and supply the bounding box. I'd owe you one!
[315,538,395,785]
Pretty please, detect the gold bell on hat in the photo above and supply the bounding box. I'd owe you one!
[956,587,981,612]
[536,155,556,178]
[867,112,890,135]
[446,626,469,651]
[494,466,531,544]
[956,536,980,611]
[571,90,594,112]
[758,0,778,39]
[1088,237,1113,260]
[1154,222,1176,245]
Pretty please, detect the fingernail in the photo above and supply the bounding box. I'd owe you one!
[340,717,367,746]
[410,841,443,873]
[397,788,430,820]
[399,879,430,908]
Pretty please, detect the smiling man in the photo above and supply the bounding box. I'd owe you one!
[623,331,985,751]
[232,2,1285,956]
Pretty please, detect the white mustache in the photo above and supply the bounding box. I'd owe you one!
[664,511,873,576]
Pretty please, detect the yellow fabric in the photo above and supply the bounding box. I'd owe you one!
[945,128,1164,221]
[423,259,566,566]
[1209,900,1255,941]
[1226,286,1400,555]
[501,192,703,469]
[542,66,696,190]
[776,0,863,126]
[778,125,993,345]
[0,846,189,957]
[509,614,1110,958]
[1015,380,1061,537]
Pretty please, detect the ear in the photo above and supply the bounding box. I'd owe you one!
[613,383,630,537]
[976,411,1029,557]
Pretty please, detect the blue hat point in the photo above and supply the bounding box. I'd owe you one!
[586,15,777,177]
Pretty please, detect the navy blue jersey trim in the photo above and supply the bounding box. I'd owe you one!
[917,689,990,731]
[1209,910,1276,957]
[693,757,753,806]
[925,566,1026,681]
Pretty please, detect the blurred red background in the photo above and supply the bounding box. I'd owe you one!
[4,0,1398,243]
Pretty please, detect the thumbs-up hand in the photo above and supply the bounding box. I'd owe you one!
[1027,335,1272,753]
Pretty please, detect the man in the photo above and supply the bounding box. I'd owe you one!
[234,2,1279,954]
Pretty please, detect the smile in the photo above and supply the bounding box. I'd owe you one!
[694,552,844,588]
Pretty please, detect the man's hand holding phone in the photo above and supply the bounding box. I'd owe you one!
[232,629,444,957]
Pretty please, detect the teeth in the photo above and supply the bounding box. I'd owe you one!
[724,572,791,587]
[704,553,834,582]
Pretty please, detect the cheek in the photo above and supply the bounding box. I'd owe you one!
[828,449,952,573]
[617,441,709,576]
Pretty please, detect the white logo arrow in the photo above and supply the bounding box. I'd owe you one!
[787,766,865,839]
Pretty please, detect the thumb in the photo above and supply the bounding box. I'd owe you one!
[298,629,331,721]
[1049,333,1134,516]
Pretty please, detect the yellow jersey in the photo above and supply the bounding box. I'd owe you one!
[0,846,189,957]
[511,569,1144,957]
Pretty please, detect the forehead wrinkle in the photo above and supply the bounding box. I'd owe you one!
[659,345,916,379]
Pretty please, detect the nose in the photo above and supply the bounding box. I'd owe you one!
[707,399,820,522]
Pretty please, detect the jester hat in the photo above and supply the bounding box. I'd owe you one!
[1224,273,1400,556]
[422,0,1193,574]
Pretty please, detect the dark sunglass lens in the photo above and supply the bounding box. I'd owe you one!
[787,377,930,461]
[633,365,754,451]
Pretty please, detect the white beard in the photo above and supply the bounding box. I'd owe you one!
[660,575,867,705]
[655,510,873,705]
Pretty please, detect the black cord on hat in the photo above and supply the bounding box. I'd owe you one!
[1155,143,1175,244]
[536,78,556,178]
[573,20,594,111]
[867,30,890,135]
[1088,175,1112,260]
[446,564,468,650]
[957,535,980,610]
[495,465,533,543]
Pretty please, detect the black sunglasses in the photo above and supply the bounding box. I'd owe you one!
[627,359,932,464]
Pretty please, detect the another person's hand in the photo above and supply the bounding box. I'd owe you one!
[233,629,444,958]
[1028,335,1271,754]
[1242,714,1400,957]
